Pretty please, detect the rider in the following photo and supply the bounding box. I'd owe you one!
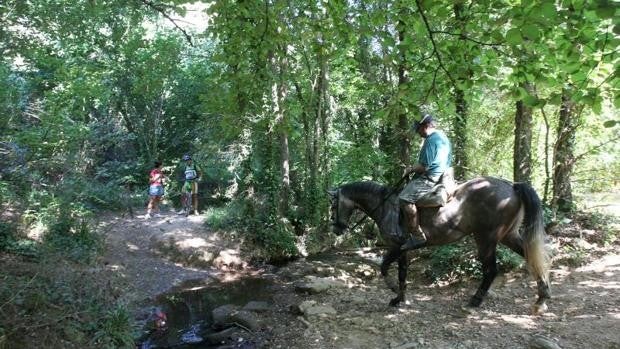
[399,114,453,251]
[181,154,202,215]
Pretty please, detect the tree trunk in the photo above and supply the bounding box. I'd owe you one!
[396,8,411,175]
[452,3,469,181]
[453,89,468,180]
[273,54,290,216]
[552,90,577,214]
[318,50,330,196]
[514,83,534,183]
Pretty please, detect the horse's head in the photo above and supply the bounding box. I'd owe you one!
[327,188,355,235]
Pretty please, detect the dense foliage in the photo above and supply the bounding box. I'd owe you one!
[0,1,618,347]
[1,0,618,280]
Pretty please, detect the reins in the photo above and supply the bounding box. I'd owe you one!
[344,172,412,232]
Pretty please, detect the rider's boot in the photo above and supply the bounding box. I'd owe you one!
[400,201,426,251]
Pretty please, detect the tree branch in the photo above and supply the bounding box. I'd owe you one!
[430,30,502,47]
[422,65,441,104]
[140,0,193,46]
[573,135,620,165]
[415,0,456,86]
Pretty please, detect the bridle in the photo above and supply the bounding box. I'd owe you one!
[330,172,412,233]
[330,189,349,232]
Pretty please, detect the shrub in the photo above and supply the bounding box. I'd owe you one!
[424,240,525,283]
[92,305,135,349]
[43,212,101,264]
[255,219,298,263]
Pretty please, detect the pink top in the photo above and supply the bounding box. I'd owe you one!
[149,168,163,185]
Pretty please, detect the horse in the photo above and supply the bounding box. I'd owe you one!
[328,177,551,314]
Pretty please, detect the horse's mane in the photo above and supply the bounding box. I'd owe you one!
[339,181,391,198]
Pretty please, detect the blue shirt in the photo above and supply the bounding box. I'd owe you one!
[418,130,452,180]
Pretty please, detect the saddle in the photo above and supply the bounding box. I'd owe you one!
[415,168,457,208]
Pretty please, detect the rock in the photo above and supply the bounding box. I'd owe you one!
[353,264,377,279]
[205,327,237,344]
[291,299,336,318]
[243,301,270,313]
[303,304,337,317]
[212,304,239,327]
[294,300,317,314]
[313,265,336,276]
[212,304,260,331]
[349,295,366,305]
[529,335,562,349]
[575,238,594,250]
[214,250,248,270]
[228,310,260,331]
[294,276,344,294]
[392,343,417,349]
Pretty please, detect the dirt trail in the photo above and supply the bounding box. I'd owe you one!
[99,209,620,349]
[99,210,221,301]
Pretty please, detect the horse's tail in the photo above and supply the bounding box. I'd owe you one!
[513,182,550,285]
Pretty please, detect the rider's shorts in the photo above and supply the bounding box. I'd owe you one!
[399,176,435,203]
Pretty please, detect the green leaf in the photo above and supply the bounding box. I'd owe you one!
[523,94,540,107]
[505,28,523,45]
[539,3,557,19]
[592,98,602,114]
[603,120,618,128]
[548,93,563,105]
[571,0,585,11]
[521,24,541,40]
[595,2,617,19]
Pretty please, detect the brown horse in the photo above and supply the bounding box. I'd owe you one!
[328,177,551,314]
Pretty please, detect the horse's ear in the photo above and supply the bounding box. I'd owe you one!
[326,189,338,199]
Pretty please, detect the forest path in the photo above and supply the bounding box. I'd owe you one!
[98,209,237,302]
[97,208,620,349]
[260,246,620,349]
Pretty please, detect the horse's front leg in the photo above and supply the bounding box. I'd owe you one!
[380,247,401,295]
[389,251,408,307]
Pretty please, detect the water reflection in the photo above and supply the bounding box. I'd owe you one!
[138,277,273,348]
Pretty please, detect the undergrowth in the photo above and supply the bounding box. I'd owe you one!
[0,196,136,348]
[423,238,524,283]
[0,254,136,349]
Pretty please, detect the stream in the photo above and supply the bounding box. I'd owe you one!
[137,276,275,349]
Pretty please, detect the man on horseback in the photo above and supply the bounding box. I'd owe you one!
[399,114,453,251]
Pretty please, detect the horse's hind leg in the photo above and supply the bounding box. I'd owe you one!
[469,237,499,307]
[501,234,551,314]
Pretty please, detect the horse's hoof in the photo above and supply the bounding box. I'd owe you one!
[389,298,401,307]
[468,297,482,307]
[531,302,548,315]
[459,305,477,316]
